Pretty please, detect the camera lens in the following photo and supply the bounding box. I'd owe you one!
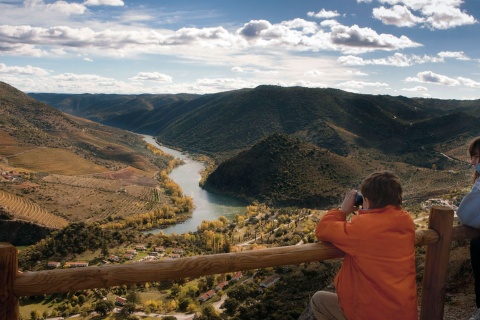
[354,192,363,207]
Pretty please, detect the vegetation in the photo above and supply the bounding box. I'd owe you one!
[1,81,477,318]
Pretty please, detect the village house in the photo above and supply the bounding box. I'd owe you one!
[172,248,185,254]
[198,290,215,303]
[126,249,137,255]
[115,296,127,306]
[1,171,22,181]
[124,253,134,260]
[135,244,146,251]
[215,280,229,291]
[231,271,243,282]
[258,274,281,292]
[155,246,165,252]
[108,255,119,262]
[47,261,61,268]
[169,253,181,259]
[64,262,89,268]
[148,251,159,256]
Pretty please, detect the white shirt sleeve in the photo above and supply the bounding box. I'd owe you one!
[457,178,480,229]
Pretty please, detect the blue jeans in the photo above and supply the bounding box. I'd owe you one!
[471,238,480,308]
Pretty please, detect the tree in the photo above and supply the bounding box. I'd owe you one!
[126,286,142,305]
[94,300,114,316]
[197,304,222,320]
[120,302,136,316]
[29,310,41,320]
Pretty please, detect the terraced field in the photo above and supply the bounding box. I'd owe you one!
[0,190,68,229]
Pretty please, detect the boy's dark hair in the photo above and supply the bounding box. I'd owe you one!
[360,171,402,209]
[468,137,480,182]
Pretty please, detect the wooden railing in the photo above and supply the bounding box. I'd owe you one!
[1,206,480,320]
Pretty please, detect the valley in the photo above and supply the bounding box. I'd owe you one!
[1,81,479,319]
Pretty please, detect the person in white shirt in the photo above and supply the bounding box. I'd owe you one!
[456,137,480,320]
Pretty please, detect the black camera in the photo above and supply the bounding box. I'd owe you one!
[354,192,363,207]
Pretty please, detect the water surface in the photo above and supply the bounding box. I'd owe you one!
[143,135,246,235]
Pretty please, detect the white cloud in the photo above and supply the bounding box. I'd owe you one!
[307,9,341,19]
[337,80,389,89]
[405,71,480,90]
[330,24,421,52]
[0,63,50,75]
[458,77,480,88]
[320,20,341,28]
[24,0,87,15]
[373,5,424,27]
[405,71,460,86]
[337,51,470,67]
[371,0,477,29]
[83,57,93,62]
[84,0,125,6]
[438,51,470,60]
[401,86,428,92]
[304,69,324,76]
[290,80,328,88]
[346,70,369,76]
[231,67,278,74]
[130,72,173,83]
[238,20,272,39]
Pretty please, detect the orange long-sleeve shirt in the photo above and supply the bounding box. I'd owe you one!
[316,205,418,320]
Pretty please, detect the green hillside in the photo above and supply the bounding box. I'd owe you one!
[32,85,480,167]
[203,133,362,207]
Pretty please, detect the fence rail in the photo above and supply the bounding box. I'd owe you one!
[1,206,480,320]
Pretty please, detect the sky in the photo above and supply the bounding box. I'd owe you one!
[0,0,479,99]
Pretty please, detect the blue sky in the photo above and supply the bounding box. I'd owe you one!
[0,0,479,99]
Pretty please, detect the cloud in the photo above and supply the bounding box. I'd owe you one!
[405,71,480,89]
[370,0,477,29]
[346,70,369,76]
[438,51,470,60]
[337,80,390,89]
[195,77,257,92]
[401,86,428,92]
[0,63,50,75]
[238,20,272,39]
[373,5,424,27]
[231,67,278,74]
[304,69,325,76]
[130,72,173,83]
[307,9,341,19]
[330,24,421,51]
[337,51,468,66]
[405,71,460,86]
[457,77,480,88]
[24,0,87,15]
[84,0,125,6]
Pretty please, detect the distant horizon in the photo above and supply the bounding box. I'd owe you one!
[1,0,479,100]
[26,84,479,101]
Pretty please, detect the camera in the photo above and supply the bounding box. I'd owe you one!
[354,192,363,207]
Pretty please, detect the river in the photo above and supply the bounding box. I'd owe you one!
[143,135,246,235]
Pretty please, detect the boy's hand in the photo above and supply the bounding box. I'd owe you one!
[341,189,358,214]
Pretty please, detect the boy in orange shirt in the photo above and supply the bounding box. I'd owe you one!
[310,171,417,320]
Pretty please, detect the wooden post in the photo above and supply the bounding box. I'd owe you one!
[420,206,454,320]
[0,242,19,320]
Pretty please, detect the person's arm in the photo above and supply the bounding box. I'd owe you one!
[315,190,360,254]
[457,180,480,228]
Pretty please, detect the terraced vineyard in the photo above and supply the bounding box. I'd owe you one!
[0,190,68,229]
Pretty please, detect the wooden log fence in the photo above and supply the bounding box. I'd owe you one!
[1,206,480,320]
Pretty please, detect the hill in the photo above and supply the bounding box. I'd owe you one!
[203,133,363,207]
[32,86,480,170]
[0,82,191,244]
